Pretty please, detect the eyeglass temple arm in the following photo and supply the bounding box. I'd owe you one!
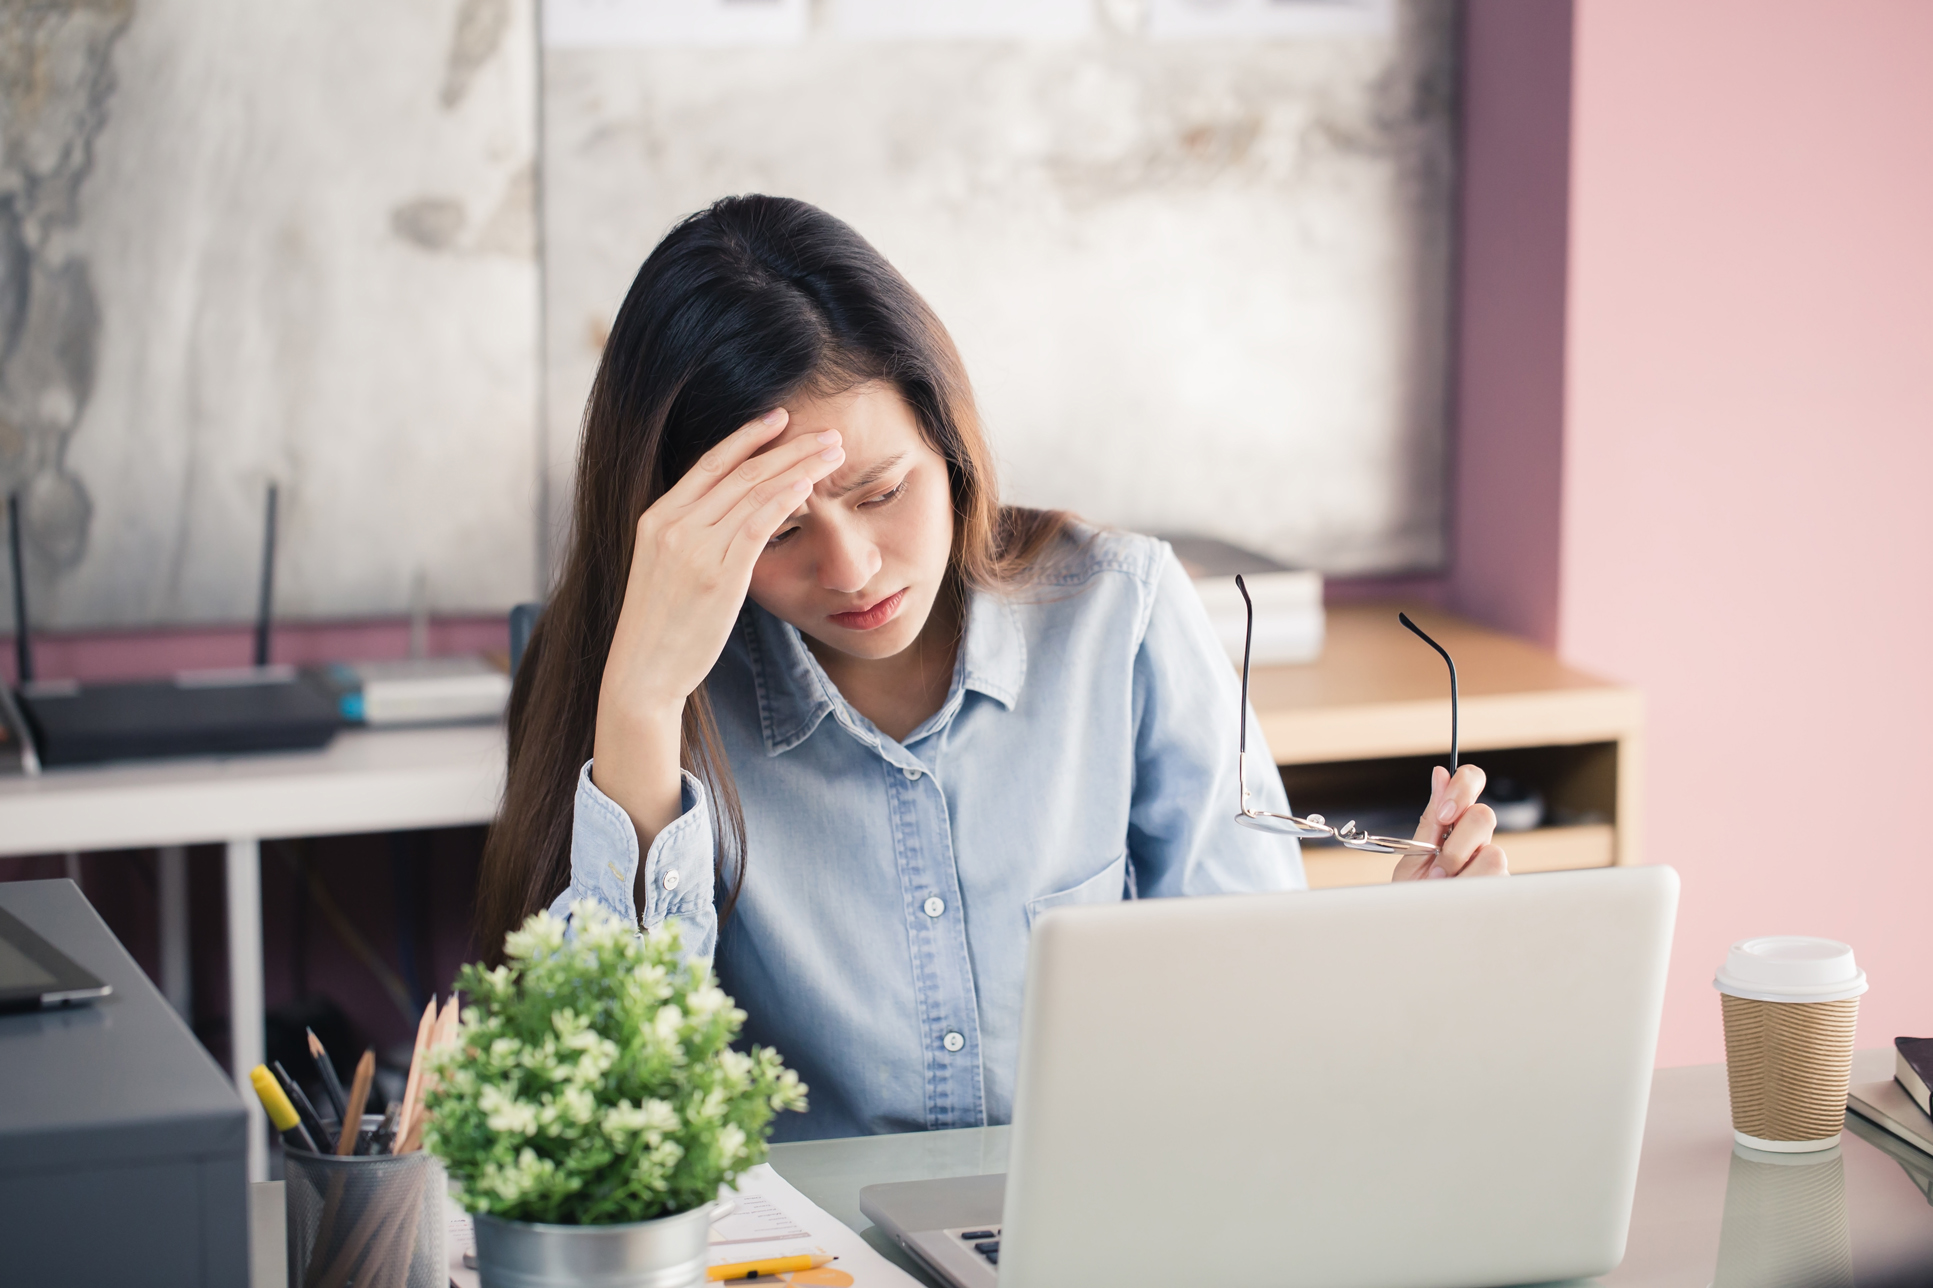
[1235,575,1254,761]
[1398,612,1458,773]
[1234,574,1258,809]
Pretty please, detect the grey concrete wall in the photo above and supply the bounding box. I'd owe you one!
[2,0,540,630]
[1,0,1456,631]
[542,0,1456,577]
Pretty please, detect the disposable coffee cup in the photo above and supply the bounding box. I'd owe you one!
[1714,937,1867,1152]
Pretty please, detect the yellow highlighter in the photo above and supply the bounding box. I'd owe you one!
[707,1252,836,1280]
[248,1064,319,1154]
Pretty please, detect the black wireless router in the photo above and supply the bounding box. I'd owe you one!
[7,485,341,767]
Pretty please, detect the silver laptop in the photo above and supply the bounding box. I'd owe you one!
[861,865,1678,1288]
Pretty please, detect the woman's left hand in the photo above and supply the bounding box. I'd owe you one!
[1392,764,1509,881]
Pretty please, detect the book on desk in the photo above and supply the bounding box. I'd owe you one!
[1848,1037,1933,1167]
[1160,533,1325,666]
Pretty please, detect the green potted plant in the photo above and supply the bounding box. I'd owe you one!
[425,901,807,1288]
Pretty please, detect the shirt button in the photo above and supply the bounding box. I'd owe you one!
[662,869,680,892]
[942,1031,965,1053]
[923,896,945,918]
[903,766,922,780]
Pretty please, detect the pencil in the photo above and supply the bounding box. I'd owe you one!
[395,994,460,1154]
[306,1027,349,1122]
[335,1049,375,1157]
[435,994,459,1052]
[707,1253,836,1280]
[396,1109,428,1156]
[394,997,436,1151]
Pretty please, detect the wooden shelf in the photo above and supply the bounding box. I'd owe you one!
[1251,604,1645,872]
[1301,824,1618,890]
[1249,604,1642,765]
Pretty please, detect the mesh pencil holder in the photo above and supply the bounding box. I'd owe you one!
[284,1148,447,1288]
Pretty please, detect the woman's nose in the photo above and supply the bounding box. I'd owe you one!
[817,525,880,594]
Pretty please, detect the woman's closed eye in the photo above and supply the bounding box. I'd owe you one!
[764,477,908,548]
[859,478,908,509]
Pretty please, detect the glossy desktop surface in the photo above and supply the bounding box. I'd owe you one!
[245,1052,1933,1286]
[765,1053,1933,1288]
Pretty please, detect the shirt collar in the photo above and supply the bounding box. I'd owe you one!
[740,587,1028,757]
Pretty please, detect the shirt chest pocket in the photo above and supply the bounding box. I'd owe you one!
[1025,849,1131,929]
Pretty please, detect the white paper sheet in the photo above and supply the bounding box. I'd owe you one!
[447,1163,918,1286]
[711,1186,812,1247]
[707,1164,920,1285]
[448,1204,479,1288]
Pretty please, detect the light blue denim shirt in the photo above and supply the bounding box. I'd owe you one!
[552,527,1303,1140]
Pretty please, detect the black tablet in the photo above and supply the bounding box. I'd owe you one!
[0,905,112,1012]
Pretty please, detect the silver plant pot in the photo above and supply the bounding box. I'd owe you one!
[473,1199,723,1288]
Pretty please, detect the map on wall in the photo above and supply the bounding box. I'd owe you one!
[542,0,1455,577]
[0,0,539,631]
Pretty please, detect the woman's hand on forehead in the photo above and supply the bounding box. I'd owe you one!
[590,407,846,848]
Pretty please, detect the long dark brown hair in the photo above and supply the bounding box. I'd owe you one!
[475,195,1070,962]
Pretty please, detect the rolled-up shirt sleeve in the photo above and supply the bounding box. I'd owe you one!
[549,760,719,960]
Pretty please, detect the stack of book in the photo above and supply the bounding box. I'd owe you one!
[310,656,511,727]
[1848,1036,1933,1178]
[1159,534,1325,666]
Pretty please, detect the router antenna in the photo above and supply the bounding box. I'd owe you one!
[254,482,277,668]
[7,493,32,684]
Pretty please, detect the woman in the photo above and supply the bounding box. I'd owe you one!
[477,195,1506,1141]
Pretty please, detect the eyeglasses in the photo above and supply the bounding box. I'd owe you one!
[1232,576,1460,856]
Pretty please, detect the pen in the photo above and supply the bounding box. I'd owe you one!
[272,1059,336,1153]
[249,1065,319,1154]
[706,1253,836,1280]
[307,1027,349,1122]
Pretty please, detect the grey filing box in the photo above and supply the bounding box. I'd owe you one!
[0,879,248,1287]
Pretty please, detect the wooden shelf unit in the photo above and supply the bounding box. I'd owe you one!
[1248,604,1643,890]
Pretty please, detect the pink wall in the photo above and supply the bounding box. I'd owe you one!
[1561,0,1933,1064]
[1448,0,1573,649]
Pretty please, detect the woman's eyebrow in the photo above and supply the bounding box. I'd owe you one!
[832,451,908,498]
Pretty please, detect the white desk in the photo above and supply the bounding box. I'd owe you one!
[0,724,505,1182]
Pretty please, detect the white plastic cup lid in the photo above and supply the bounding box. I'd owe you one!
[1713,936,1868,1003]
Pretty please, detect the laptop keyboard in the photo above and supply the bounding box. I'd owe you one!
[960,1229,1000,1265]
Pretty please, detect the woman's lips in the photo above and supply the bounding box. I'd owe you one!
[829,588,908,632]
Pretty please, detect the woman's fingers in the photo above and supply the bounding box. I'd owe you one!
[1463,843,1509,877]
[1391,765,1453,880]
[1391,851,1432,882]
[1434,801,1497,876]
[1409,765,1449,849]
[719,450,841,569]
[688,429,844,530]
[656,408,793,511]
[1394,762,1507,882]
[1413,763,1487,847]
